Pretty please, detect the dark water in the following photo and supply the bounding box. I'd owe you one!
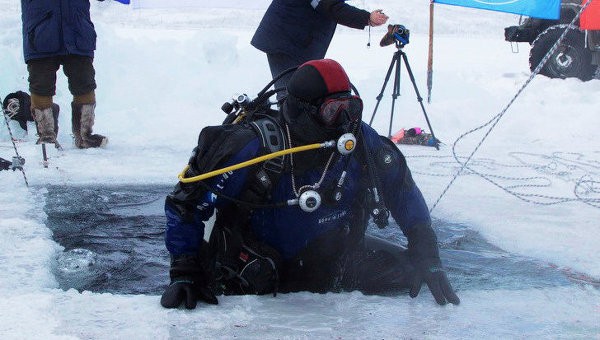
[45,185,171,295]
[44,185,583,295]
[369,222,576,291]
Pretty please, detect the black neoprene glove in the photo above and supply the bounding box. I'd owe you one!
[0,158,10,171]
[406,224,460,305]
[160,255,218,309]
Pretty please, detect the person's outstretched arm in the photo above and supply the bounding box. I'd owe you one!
[314,0,388,29]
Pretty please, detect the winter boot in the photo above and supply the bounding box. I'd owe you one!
[72,102,108,149]
[32,107,60,147]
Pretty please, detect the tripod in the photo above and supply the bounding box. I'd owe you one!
[368,43,439,150]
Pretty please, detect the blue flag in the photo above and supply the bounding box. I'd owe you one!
[114,0,130,4]
[433,0,560,19]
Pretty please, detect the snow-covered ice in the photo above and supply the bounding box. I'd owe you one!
[1,0,599,338]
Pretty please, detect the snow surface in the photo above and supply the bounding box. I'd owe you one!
[1,0,599,338]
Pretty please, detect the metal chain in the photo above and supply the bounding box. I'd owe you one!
[2,98,29,187]
[285,123,335,196]
[411,150,600,209]
[428,0,594,213]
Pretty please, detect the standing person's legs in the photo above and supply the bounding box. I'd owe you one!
[63,55,107,148]
[27,57,60,145]
[62,55,96,100]
[266,53,306,102]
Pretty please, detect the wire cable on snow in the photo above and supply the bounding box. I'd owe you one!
[428,0,595,213]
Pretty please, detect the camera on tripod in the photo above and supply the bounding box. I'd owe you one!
[380,24,410,47]
[369,23,440,150]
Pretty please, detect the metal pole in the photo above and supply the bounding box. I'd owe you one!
[427,1,435,103]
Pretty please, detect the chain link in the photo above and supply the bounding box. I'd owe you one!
[285,123,335,197]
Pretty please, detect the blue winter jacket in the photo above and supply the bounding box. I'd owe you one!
[165,122,431,261]
[21,0,97,62]
[251,0,370,60]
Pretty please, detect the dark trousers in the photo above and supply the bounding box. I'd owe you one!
[27,55,96,97]
[266,53,308,101]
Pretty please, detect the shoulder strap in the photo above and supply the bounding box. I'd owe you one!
[230,113,287,206]
[249,113,287,174]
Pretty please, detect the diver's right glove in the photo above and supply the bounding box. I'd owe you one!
[406,223,460,306]
[160,255,218,309]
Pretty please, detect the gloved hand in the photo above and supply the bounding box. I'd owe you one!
[161,277,218,309]
[160,255,218,309]
[406,224,460,305]
[0,158,10,171]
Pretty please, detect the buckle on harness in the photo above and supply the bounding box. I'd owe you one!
[264,157,284,173]
[251,116,287,174]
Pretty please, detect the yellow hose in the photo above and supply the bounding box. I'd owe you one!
[178,142,329,183]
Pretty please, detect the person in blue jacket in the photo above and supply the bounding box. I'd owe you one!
[160,59,459,309]
[251,0,388,100]
[20,0,107,149]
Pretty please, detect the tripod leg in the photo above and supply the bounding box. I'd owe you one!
[400,51,440,150]
[369,54,397,126]
[388,51,402,138]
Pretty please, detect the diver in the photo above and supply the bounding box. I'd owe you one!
[160,59,459,309]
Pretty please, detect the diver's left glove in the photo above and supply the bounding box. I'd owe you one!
[406,223,460,306]
[160,255,218,309]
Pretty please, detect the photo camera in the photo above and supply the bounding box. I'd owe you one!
[380,24,410,47]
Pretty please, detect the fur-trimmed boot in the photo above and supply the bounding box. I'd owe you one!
[32,107,60,147]
[72,102,108,148]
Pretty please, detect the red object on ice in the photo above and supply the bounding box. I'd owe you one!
[581,0,600,30]
[390,129,405,143]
